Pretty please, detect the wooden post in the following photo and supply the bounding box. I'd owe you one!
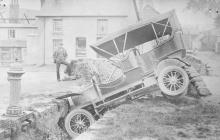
[132,0,140,21]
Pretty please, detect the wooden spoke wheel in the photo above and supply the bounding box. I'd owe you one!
[158,66,189,97]
[64,109,94,138]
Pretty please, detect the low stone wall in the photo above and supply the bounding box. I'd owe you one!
[0,99,70,140]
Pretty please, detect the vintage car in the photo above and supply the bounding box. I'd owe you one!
[58,10,191,138]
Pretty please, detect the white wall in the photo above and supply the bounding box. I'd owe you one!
[0,27,37,40]
[26,33,40,65]
[0,26,39,65]
[38,0,139,64]
[0,29,8,39]
[42,16,128,64]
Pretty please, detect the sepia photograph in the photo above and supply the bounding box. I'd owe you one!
[0,0,220,140]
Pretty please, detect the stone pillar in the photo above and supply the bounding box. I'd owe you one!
[6,61,25,117]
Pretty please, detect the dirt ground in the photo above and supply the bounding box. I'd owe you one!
[89,96,220,140]
[196,52,220,104]
[79,51,220,140]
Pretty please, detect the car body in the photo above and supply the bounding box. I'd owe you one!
[59,10,190,138]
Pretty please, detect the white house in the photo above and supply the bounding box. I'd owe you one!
[0,0,39,66]
[0,24,39,66]
[1,0,212,66]
[0,0,159,66]
[36,0,157,65]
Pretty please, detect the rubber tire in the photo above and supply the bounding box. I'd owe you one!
[158,66,189,97]
[64,109,95,138]
[156,58,186,77]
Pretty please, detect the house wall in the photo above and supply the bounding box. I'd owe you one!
[0,27,35,40]
[41,17,128,64]
[0,26,39,65]
[38,0,138,65]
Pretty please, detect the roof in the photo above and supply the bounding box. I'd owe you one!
[0,8,39,26]
[19,9,39,19]
[0,7,39,19]
[36,0,133,17]
[36,14,128,18]
[0,23,37,28]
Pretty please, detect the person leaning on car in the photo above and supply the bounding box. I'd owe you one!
[53,43,68,81]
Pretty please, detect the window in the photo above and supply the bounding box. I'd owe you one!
[0,48,11,62]
[97,19,108,37]
[97,19,108,58]
[8,29,15,38]
[76,37,86,49]
[53,19,63,33]
[0,47,22,66]
[11,0,18,4]
[76,37,86,57]
[53,39,63,52]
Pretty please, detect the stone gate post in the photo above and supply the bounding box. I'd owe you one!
[6,60,25,117]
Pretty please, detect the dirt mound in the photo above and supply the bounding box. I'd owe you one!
[92,97,220,140]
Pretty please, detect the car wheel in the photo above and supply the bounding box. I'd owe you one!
[64,109,94,138]
[158,66,189,97]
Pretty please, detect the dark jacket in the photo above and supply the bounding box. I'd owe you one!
[53,47,68,63]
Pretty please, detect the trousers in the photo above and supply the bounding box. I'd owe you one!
[56,61,69,81]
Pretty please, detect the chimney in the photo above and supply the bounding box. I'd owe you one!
[40,0,45,8]
[9,0,19,23]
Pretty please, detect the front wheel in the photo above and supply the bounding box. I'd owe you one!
[158,66,189,97]
[64,109,94,138]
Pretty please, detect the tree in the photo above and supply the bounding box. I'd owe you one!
[0,0,7,22]
[186,0,220,28]
[0,0,6,7]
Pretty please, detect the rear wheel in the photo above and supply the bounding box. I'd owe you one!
[64,109,94,138]
[158,66,189,98]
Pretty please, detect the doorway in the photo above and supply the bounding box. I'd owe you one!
[0,47,22,66]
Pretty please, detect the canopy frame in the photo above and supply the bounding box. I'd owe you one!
[113,39,120,54]
[151,23,159,44]
[122,32,128,53]
[92,45,115,57]
[162,18,170,37]
[90,11,181,59]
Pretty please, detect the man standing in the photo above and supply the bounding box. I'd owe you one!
[53,44,68,81]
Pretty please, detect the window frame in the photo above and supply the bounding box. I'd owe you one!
[53,18,63,33]
[97,18,108,37]
[76,37,87,49]
[75,37,87,57]
[8,29,16,39]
